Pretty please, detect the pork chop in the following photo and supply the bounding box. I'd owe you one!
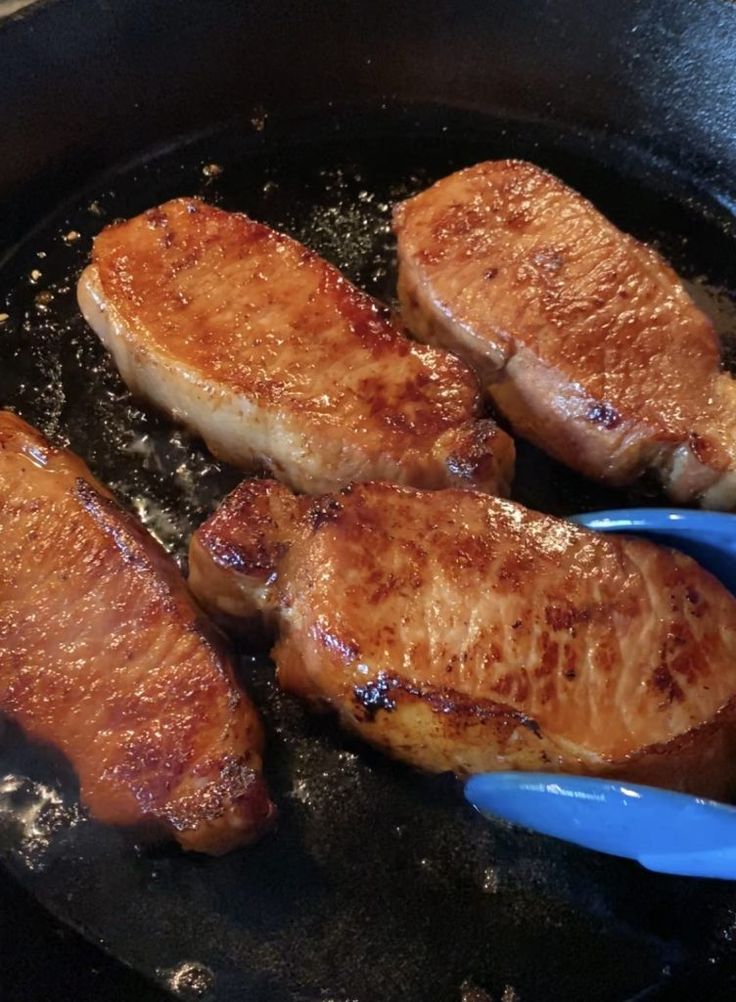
[190,479,736,799]
[0,411,274,854]
[77,198,514,495]
[393,160,736,508]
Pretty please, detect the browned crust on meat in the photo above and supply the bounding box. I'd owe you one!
[432,419,515,495]
[190,478,736,797]
[0,411,275,854]
[189,479,307,636]
[393,160,736,507]
[81,197,515,495]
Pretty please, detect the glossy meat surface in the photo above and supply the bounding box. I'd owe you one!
[0,411,274,853]
[190,480,736,798]
[394,160,736,508]
[77,198,514,495]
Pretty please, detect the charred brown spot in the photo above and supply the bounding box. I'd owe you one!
[519,714,542,737]
[308,498,343,531]
[145,207,169,229]
[585,402,621,429]
[417,246,442,266]
[166,249,200,276]
[687,432,722,466]
[445,421,501,483]
[496,552,534,592]
[352,313,395,348]
[545,605,591,631]
[685,584,708,619]
[435,204,485,241]
[483,267,499,280]
[660,622,699,683]
[506,209,530,230]
[204,535,274,578]
[354,674,397,722]
[491,669,530,703]
[650,665,685,703]
[539,680,556,704]
[359,671,541,735]
[492,673,513,697]
[535,632,559,677]
[367,572,398,605]
[688,432,707,461]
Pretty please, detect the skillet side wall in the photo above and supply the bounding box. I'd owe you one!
[1,0,736,247]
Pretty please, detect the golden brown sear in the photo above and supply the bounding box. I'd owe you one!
[0,411,274,854]
[77,198,514,495]
[191,479,736,799]
[394,159,736,509]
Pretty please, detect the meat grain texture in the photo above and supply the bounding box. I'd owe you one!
[190,479,736,799]
[0,411,274,854]
[394,160,736,508]
[78,198,514,495]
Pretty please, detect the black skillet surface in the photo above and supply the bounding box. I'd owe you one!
[2,2,736,1000]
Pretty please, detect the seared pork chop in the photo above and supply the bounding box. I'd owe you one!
[190,479,736,799]
[77,198,514,495]
[0,411,274,854]
[393,160,736,508]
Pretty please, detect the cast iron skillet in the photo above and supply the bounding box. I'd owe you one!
[2,1,736,999]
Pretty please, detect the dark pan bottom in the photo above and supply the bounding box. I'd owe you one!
[1,103,736,1002]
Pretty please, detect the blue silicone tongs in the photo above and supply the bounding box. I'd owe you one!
[465,508,736,879]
